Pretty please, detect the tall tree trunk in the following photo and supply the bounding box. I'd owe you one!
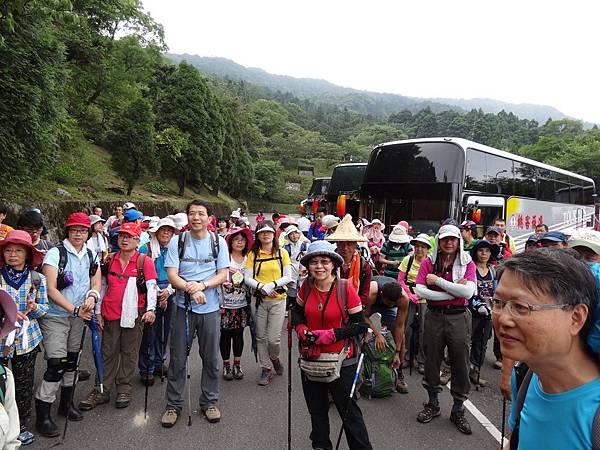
[178,174,186,197]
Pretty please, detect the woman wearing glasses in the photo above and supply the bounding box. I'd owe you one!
[292,240,372,450]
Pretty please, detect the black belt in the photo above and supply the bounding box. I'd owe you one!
[427,305,466,315]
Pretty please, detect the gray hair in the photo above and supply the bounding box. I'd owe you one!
[500,248,597,338]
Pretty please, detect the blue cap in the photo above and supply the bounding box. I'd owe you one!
[540,231,567,243]
[299,241,344,268]
[485,226,502,235]
[123,209,144,222]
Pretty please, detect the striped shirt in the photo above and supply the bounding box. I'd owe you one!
[0,272,49,357]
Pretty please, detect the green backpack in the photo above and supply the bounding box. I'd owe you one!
[360,329,397,398]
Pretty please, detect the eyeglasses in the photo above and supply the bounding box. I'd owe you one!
[118,234,139,240]
[22,227,42,235]
[487,298,572,318]
[69,228,88,234]
[308,260,333,267]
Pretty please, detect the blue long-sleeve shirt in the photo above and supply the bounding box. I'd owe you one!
[308,222,325,241]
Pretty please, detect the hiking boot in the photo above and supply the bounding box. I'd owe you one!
[417,363,425,375]
[469,367,488,387]
[439,367,451,385]
[232,364,244,380]
[258,368,273,386]
[395,371,409,394]
[450,409,472,434]
[78,389,109,411]
[493,359,503,370]
[153,364,169,377]
[115,392,131,409]
[271,358,284,376]
[58,386,83,421]
[17,427,35,446]
[78,369,91,382]
[34,399,59,437]
[201,405,221,423]
[161,407,179,428]
[141,372,155,386]
[417,403,441,423]
[223,365,234,381]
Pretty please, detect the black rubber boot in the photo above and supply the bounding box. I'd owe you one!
[58,387,83,421]
[35,399,59,437]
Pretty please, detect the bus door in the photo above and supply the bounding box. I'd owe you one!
[464,196,505,238]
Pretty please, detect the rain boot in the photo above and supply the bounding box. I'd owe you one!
[35,399,59,437]
[58,387,83,421]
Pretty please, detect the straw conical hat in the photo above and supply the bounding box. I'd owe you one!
[325,215,367,242]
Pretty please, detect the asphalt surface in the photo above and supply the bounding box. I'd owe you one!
[26,315,508,450]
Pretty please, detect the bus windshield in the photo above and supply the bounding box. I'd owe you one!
[328,164,366,195]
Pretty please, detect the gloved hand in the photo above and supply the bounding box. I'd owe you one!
[477,304,489,317]
[312,329,336,346]
[296,324,310,343]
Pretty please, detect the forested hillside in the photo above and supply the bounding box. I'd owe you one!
[2,0,600,208]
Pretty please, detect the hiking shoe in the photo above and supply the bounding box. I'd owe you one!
[232,364,244,380]
[493,359,503,370]
[18,429,34,446]
[395,371,409,394]
[223,365,234,381]
[161,407,179,428]
[115,392,131,409]
[440,367,451,385]
[271,358,284,375]
[258,368,273,386]
[417,403,441,423]
[141,372,155,386]
[469,367,488,387]
[450,409,472,434]
[417,363,425,375]
[78,389,109,411]
[201,405,221,423]
[78,369,91,382]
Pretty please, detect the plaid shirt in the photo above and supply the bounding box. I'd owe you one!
[0,271,49,357]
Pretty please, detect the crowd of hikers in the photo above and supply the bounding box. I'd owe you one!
[0,201,597,449]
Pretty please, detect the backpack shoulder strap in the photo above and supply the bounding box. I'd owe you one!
[592,404,600,450]
[86,248,98,277]
[57,244,68,275]
[210,231,219,261]
[404,256,415,284]
[511,369,534,450]
[0,365,6,405]
[178,231,187,261]
[278,249,283,277]
[137,253,145,280]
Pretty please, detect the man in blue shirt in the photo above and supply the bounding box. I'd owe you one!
[307,208,326,242]
[492,249,600,450]
[161,200,229,428]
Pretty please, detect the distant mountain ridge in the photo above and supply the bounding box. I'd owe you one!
[166,53,571,124]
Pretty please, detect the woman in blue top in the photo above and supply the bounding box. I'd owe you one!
[0,230,49,445]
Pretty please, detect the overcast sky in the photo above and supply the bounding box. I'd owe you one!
[141,0,600,124]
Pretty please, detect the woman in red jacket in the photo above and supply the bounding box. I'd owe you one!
[292,240,372,450]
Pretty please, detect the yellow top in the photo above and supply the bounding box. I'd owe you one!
[246,247,291,300]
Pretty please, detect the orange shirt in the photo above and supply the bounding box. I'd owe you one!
[0,224,14,240]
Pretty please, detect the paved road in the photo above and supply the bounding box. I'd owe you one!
[26,316,508,450]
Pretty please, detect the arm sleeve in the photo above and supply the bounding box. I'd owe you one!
[415,284,455,301]
[273,250,292,288]
[291,302,307,327]
[145,279,157,311]
[434,278,476,298]
[244,252,260,290]
[333,310,369,340]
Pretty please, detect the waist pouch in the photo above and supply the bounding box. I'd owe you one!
[299,350,346,383]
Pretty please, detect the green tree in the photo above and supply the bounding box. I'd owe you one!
[108,97,157,195]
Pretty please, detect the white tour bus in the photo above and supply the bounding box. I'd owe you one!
[360,137,596,250]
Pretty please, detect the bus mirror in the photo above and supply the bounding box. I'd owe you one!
[336,195,347,217]
[470,208,482,223]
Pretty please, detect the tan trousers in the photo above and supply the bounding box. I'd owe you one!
[101,318,143,395]
[254,299,286,370]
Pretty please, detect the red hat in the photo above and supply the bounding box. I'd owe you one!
[65,212,91,229]
[0,230,44,269]
[118,222,142,237]
[0,290,17,339]
[225,227,254,250]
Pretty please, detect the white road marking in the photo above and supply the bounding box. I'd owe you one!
[446,383,508,446]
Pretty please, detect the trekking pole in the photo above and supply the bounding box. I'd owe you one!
[475,317,489,391]
[54,324,87,446]
[160,309,166,383]
[287,306,292,450]
[334,352,365,450]
[184,294,193,427]
[500,398,507,449]
[144,323,151,420]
